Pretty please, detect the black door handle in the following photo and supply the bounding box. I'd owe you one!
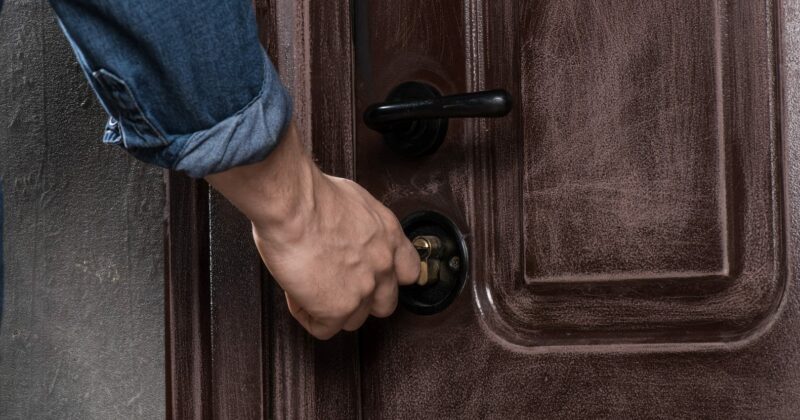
[363,82,513,156]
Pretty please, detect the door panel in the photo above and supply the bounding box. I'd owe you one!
[355,0,792,418]
[521,1,727,284]
[476,0,783,346]
[357,0,782,347]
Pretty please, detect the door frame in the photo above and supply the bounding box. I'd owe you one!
[164,1,360,418]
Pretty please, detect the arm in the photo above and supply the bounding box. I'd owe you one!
[49,0,419,338]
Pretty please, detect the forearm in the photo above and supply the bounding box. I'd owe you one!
[205,123,317,230]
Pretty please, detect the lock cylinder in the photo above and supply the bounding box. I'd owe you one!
[400,211,468,315]
[413,235,443,286]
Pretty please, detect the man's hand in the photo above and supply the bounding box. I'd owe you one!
[206,122,420,339]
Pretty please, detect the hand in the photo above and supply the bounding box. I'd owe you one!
[206,122,420,339]
[254,172,420,339]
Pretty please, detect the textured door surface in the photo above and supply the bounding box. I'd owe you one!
[167,1,800,418]
[355,0,800,418]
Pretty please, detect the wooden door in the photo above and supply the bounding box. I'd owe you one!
[166,0,800,418]
[355,1,793,417]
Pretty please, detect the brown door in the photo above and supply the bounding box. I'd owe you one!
[166,0,800,418]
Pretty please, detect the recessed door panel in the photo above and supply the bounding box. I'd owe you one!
[522,1,727,283]
[356,0,784,348]
[475,0,784,346]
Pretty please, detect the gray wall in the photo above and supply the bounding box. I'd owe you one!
[0,1,165,418]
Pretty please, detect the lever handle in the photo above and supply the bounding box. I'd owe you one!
[364,89,512,131]
[363,82,513,156]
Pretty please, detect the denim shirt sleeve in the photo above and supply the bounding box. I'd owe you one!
[47,0,292,178]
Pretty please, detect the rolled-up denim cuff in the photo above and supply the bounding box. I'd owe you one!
[171,53,292,177]
[105,51,292,178]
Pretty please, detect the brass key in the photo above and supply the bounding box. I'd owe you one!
[413,235,443,286]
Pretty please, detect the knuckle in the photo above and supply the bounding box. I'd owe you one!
[380,207,398,223]
[353,274,376,299]
[393,223,406,237]
[373,248,394,272]
[320,302,351,320]
[359,283,376,300]
[381,207,399,223]
[305,317,339,340]
[372,300,398,318]
[336,297,362,317]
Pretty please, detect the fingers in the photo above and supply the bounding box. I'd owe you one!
[287,291,377,338]
[288,278,398,337]
[394,237,421,285]
[285,293,342,340]
[343,299,372,331]
[370,275,399,317]
[370,234,413,317]
[379,207,419,286]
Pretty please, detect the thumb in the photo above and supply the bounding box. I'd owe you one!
[395,239,421,286]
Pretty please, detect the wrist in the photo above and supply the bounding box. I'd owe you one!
[205,122,320,232]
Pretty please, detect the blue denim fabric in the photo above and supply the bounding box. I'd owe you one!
[45,0,292,178]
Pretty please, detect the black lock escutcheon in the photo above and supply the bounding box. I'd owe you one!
[399,211,468,315]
